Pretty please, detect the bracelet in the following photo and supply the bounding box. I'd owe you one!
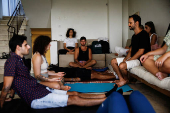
[9,95,14,99]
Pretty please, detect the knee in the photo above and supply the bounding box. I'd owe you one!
[71,91,79,96]
[69,95,80,101]
[92,60,97,64]
[54,84,61,89]
[164,58,170,68]
[69,62,73,66]
[119,63,126,70]
[111,58,117,65]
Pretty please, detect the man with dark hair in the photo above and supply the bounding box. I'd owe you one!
[111,14,151,87]
[0,35,118,109]
[69,36,96,69]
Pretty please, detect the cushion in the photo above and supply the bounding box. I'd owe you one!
[129,66,170,91]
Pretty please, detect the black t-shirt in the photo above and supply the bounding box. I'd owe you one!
[130,30,151,59]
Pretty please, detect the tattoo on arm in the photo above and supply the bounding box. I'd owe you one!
[0,86,10,105]
[2,86,10,92]
[35,74,48,82]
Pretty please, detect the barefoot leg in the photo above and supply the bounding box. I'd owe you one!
[156,72,168,80]
[116,79,128,87]
[61,85,71,91]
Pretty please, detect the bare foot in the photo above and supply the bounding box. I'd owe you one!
[61,86,71,91]
[116,79,128,87]
[156,72,168,80]
[73,77,81,82]
[66,52,74,54]
[86,67,92,70]
[114,80,120,83]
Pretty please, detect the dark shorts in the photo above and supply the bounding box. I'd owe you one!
[53,67,91,80]
[58,47,75,54]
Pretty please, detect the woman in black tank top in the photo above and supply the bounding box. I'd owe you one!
[78,47,89,61]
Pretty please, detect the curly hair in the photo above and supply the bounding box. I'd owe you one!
[66,28,76,38]
[33,35,51,55]
[145,21,156,34]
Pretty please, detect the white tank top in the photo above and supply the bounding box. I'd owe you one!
[30,53,48,74]
[150,33,158,44]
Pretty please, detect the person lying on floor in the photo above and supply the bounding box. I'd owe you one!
[31,35,70,91]
[69,36,96,69]
[0,35,121,109]
[50,67,117,82]
[140,30,170,80]
[111,14,151,87]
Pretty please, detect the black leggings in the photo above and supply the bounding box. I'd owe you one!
[53,67,91,80]
[58,47,75,54]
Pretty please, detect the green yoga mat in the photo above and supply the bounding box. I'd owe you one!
[64,83,133,93]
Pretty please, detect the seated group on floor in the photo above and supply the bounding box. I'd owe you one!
[1,14,170,112]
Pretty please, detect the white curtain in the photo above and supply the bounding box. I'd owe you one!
[2,0,20,16]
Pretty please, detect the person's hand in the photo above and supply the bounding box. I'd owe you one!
[151,44,161,51]
[123,58,127,62]
[79,62,83,67]
[82,61,86,66]
[55,72,65,77]
[48,77,62,82]
[155,56,166,67]
[68,49,71,52]
[70,49,74,52]
[140,54,149,63]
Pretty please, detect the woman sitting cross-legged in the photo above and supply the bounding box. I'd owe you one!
[140,30,170,80]
[59,28,78,54]
[30,35,71,91]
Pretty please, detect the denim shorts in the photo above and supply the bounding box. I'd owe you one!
[31,87,68,109]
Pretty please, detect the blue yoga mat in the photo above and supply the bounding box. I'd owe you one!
[65,83,133,93]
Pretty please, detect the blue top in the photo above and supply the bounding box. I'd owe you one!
[4,52,50,106]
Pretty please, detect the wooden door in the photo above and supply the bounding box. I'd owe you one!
[31,28,51,65]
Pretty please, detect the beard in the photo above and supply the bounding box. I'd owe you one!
[129,26,135,30]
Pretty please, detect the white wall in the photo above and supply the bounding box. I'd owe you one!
[122,0,128,47]
[108,0,122,52]
[128,0,170,39]
[21,0,51,28]
[21,0,52,58]
[51,0,108,41]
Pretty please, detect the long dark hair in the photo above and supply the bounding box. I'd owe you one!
[66,28,76,38]
[33,35,51,55]
[145,21,156,34]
